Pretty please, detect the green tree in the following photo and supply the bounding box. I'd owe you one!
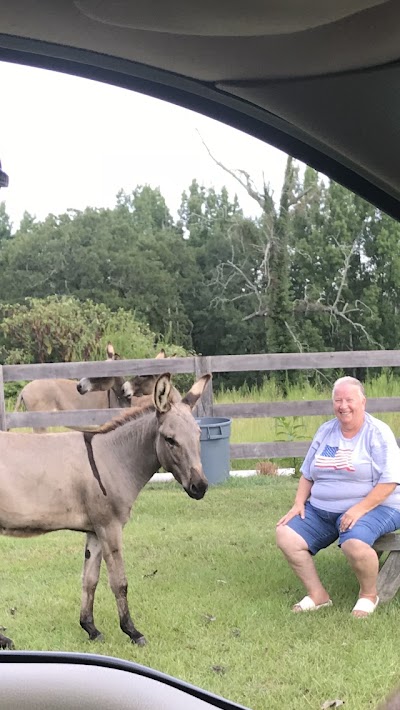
[304,180,377,352]
[116,185,174,234]
[0,197,191,346]
[0,295,184,364]
[288,166,327,352]
[0,201,12,244]
[18,211,37,234]
[179,182,266,353]
[363,210,400,350]
[265,156,296,355]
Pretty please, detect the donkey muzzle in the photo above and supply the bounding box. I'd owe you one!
[185,468,208,499]
[77,378,90,394]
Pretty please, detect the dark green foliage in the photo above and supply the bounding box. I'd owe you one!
[0,201,12,243]
[0,295,183,365]
[1,166,400,387]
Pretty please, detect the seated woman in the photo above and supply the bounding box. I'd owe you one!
[276,376,400,617]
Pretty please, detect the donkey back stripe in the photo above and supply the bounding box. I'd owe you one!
[83,431,107,496]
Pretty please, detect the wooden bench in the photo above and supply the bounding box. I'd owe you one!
[374,533,400,602]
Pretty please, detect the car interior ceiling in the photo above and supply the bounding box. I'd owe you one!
[0,0,399,219]
[1,651,251,710]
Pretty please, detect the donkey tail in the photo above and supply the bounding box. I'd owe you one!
[14,390,26,412]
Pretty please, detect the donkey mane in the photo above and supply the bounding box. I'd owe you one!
[97,398,155,434]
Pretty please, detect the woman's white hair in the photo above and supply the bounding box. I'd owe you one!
[332,376,365,399]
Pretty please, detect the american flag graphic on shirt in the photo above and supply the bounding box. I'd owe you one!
[314,444,355,471]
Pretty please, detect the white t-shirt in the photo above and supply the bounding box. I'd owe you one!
[301,413,400,512]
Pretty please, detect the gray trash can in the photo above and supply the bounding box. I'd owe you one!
[195,417,232,485]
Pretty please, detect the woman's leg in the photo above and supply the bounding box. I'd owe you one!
[339,506,400,617]
[276,524,331,609]
[340,539,379,617]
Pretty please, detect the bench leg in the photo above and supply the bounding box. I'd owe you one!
[377,551,400,602]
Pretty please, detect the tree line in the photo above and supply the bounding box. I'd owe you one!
[1,156,399,386]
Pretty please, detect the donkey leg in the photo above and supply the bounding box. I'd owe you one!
[0,632,14,649]
[99,524,146,646]
[79,533,104,641]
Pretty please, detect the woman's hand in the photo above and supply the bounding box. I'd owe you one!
[339,504,366,532]
[339,483,397,532]
[276,502,305,527]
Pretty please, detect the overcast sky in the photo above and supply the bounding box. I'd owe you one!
[1,60,289,230]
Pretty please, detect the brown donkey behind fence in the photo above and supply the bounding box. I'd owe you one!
[14,343,129,433]
[0,372,210,649]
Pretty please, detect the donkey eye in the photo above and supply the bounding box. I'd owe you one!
[165,436,177,447]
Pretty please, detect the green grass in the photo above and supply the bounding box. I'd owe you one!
[4,373,400,709]
[1,477,400,709]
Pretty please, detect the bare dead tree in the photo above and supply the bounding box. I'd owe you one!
[198,131,271,211]
[294,236,381,348]
[199,134,380,349]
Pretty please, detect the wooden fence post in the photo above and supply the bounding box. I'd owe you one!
[193,355,213,417]
[0,365,7,431]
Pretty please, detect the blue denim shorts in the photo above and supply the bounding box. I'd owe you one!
[286,500,400,555]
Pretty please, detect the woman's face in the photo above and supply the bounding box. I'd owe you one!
[332,382,366,433]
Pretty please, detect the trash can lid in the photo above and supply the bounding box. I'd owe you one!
[195,417,231,426]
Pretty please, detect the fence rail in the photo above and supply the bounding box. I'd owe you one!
[2,350,400,460]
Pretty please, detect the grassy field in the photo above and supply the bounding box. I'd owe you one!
[2,477,400,710]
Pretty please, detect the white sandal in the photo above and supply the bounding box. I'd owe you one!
[351,596,379,617]
[292,595,333,612]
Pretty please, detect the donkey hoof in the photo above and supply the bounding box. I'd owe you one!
[0,634,14,650]
[133,635,147,647]
[89,631,104,642]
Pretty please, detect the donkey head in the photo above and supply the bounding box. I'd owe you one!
[153,372,211,500]
[122,349,168,402]
[77,343,128,406]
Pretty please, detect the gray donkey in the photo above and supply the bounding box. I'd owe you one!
[0,372,210,649]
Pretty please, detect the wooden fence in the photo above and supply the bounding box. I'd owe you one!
[2,350,400,460]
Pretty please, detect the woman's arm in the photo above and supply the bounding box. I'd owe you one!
[339,482,397,531]
[276,475,313,526]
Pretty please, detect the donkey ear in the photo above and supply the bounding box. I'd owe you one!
[155,349,166,359]
[106,342,115,359]
[154,373,172,412]
[182,374,212,410]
